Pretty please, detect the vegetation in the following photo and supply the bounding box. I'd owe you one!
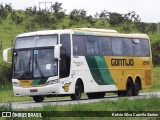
[0,97,160,119]
[0,2,160,84]
[0,4,160,120]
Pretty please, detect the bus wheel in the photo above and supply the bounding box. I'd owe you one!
[33,96,44,103]
[70,81,82,100]
[126,78,133,96]
[132,82,140,96]
[117,91,126,97]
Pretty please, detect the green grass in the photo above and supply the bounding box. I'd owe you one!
[1,97,160,120]
[0,89,33,103]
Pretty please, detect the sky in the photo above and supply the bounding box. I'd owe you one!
[0,0,160,23]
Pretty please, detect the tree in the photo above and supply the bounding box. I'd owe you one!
[99,10,109,19]
[70,9,80,21]
[51,2,65,19]
[11,11,24,24]
[124,11,141,22]
[148,23,157,34]
[69,9,87,21]
[108,12,124,26]
[0,4,8,20]
[25,6,37,16]
[136,22,149,33]
[151,40,160,65]
[35,10,55,27]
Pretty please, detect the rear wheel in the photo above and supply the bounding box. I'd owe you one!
[132,81,140,96]
[70,81,83,100]
[33,96,44,103]
[126,78,133,96]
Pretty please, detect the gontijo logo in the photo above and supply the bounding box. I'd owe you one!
[111,58,134,66]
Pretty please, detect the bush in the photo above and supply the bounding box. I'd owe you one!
[0,61,12,85]
[151,40,160,66]
[0,103,12,111]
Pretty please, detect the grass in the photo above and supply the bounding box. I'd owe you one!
[0,97,160,120]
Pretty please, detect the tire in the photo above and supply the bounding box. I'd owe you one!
[117,91,127,97]
[87,92,105,99]
[33,96,44,103]
[70,81,83,100]
[126,78,133,96]
[132,82,140,96]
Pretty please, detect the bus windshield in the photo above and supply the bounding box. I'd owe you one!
[13,48,57,79]
[14,35,57,49]
[13,35,58,79]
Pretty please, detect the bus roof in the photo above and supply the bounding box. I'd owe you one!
[16,28,149,39]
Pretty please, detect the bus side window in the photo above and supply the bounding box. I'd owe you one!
[98,36,112,55]
[86,36,99,55]
[73,35,86,56]
[60,34,71,78]
[111,37,123,55]
[133,39,142,56]
[123,38,133,55]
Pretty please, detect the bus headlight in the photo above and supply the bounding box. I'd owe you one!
[12,82,21,87]
[46,79,60,85]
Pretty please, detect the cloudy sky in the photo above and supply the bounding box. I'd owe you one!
[1,0,160,23]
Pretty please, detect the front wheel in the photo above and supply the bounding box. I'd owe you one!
[70,81,83,100]
[33,96,44,103]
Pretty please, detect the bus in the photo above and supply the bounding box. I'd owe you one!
[3,28,153,102]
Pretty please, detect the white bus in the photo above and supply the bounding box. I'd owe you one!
[3,28,152,102]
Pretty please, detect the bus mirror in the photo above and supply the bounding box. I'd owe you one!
[3,48,12,63]
[54,44,62,60]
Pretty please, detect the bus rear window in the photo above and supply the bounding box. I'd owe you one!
[141,39,150,56]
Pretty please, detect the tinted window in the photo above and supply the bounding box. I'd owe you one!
[123,38,133,55]
[133,39,142,56]
[60,34,71,78]
[86,36,99,55]
[141,39,150,56]
[111,37,123,55]
[98,36,112,55]
[73,35,86,56]
[60,34,71,55]
[15,35,57,49]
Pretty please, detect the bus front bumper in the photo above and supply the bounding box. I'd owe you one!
[13,84,62,96]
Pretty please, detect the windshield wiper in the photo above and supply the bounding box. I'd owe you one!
[34,54,45,78]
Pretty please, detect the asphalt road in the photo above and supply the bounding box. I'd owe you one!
[0,92,160,109]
